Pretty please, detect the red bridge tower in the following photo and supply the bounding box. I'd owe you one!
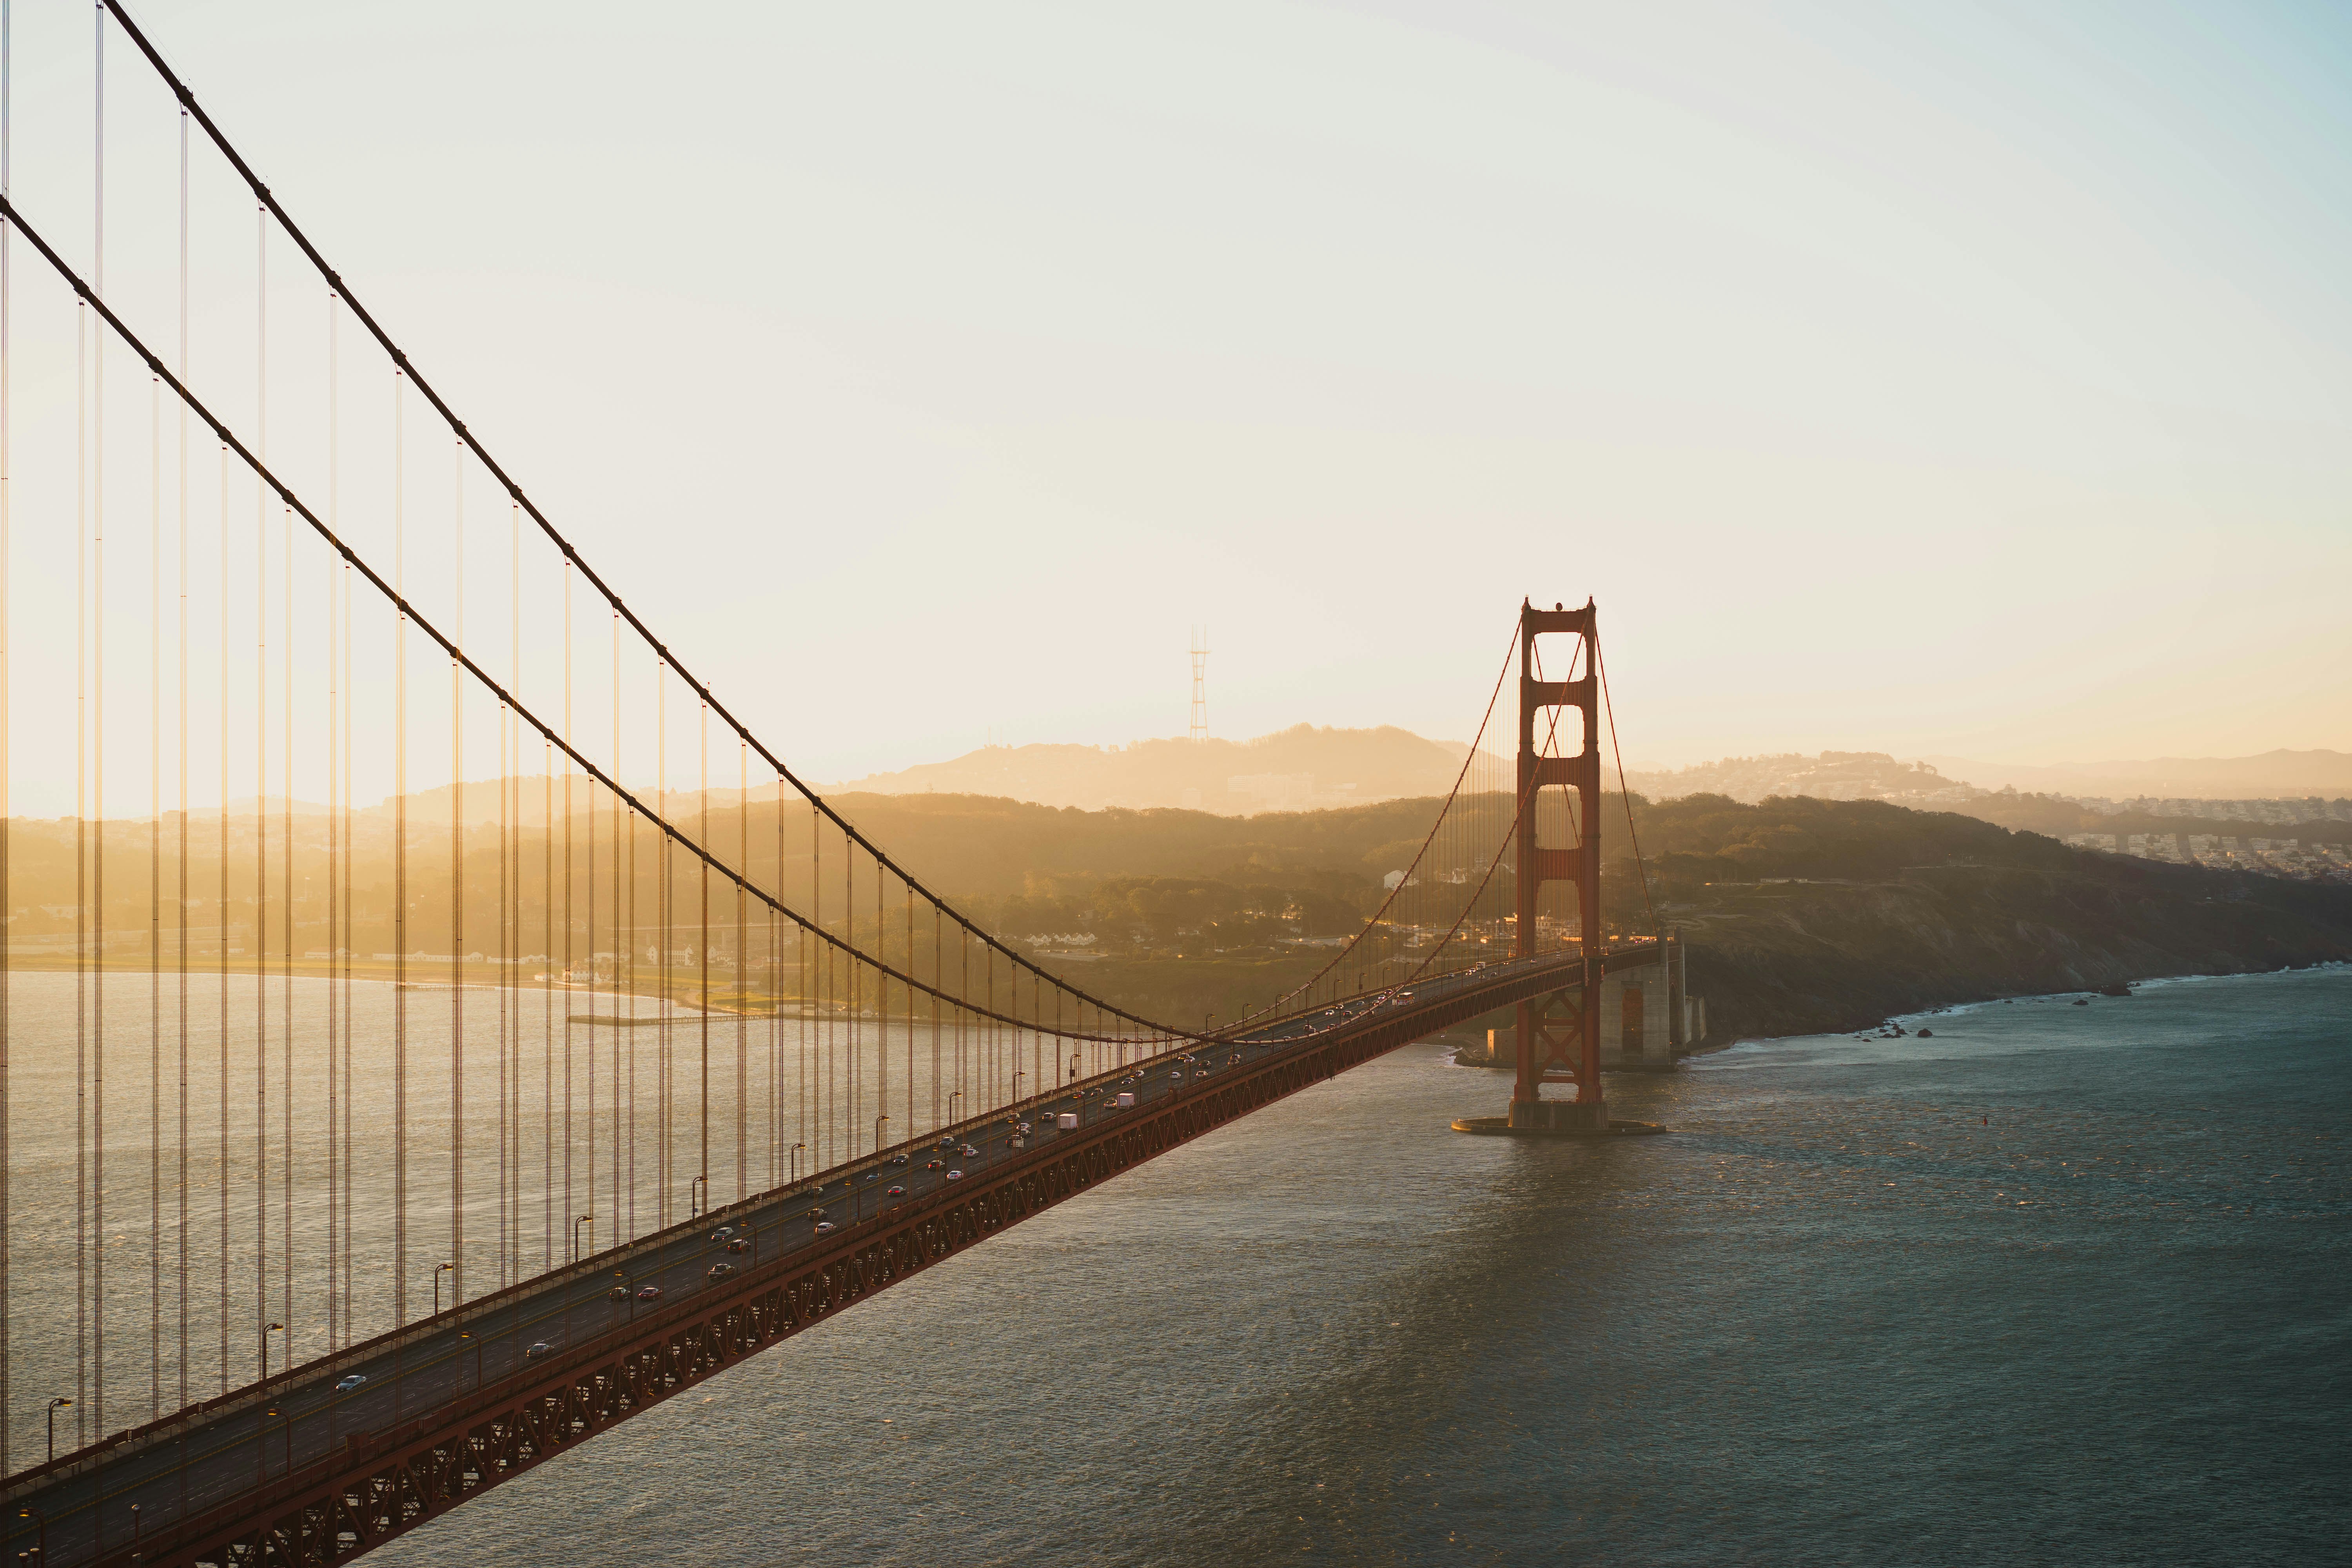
[1510,598,1608,1132]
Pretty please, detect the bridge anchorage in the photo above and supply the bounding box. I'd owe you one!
[1451,599,1670,1139]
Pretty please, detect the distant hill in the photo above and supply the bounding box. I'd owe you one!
[833,789,2352,1042]
[1625,748,2352,812]
[1918,749,2352,801]
[824,724,1478,815]
[1622,751,1987,809]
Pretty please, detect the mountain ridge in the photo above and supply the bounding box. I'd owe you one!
[822,723,1479,815]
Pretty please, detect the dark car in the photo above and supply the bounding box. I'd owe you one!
[886,1184,906,1197]
[707,1263,735,1280]
[808,1207,826,1222]
[525,1341,555,1361]
[889,1154,911,1167]
[925,1159,944,1170]
[635,1285,663,1301]
[724,1239,750,1254]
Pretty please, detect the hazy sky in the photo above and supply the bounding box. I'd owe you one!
[13,0,2351,796]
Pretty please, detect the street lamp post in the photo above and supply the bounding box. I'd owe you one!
[873,1113,889,1156]
[432,1261,455,1317]
[789,1143,805,1185]
[16,1506,45,1566]
[260,1323,285,1381]
[42,1400,69,1463]
[947,1091,962,1125]
[573,1214,595,1262]
[128,1503,140,1563]
[688,1175,707,1220]
[1067,1050,1081,1084]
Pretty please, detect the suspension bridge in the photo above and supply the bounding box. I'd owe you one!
[0,7,1676,1563]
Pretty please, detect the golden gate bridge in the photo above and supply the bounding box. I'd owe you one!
[0,7,1675,1561]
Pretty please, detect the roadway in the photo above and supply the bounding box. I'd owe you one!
[2,947,1599,1566]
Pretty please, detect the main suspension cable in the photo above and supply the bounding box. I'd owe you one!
[92,0,1169,1038]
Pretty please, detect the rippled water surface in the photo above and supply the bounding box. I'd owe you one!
[379,967,2351,1566]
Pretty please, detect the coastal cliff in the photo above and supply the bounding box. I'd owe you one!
[1631,797,2352,1042]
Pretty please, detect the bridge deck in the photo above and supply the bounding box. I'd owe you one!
[4,944,1654,1567]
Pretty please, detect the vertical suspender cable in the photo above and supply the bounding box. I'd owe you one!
[392,366,407,1325]
[450,437,463,1304]
[735,741,745,1199]
[580,593,594,1252]
[91,0,109,1436]
[280,504,292,1356]
[931,906,940,1133]
[904,883,912,1138]
[70,139,85,1461]
[791,786,802,1182]
[583,621,595,1254]
[771,779,781,1188]
[320,284,335,1351]
[691,701,701,1203]
[214,396,226,1395]
[540,740,550,1269]
[612,612,622,1235]
[0,0,11,1470]
[148,340,160,1423]
[338,559,351,1334]
[848,851,860,1156]
[252,199,267,1384]
[808,800,818,1172]
[735,742,745,1198]
[655,666,667,1228]
[173,49,191,1425]
[561,565,572,1245]
[623,652,636,1240]
[502,499,515,1285]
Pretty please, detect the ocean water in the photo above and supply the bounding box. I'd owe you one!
[376,966,2351,1566]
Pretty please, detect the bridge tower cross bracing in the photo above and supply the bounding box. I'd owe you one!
[1511,598,1606,1132]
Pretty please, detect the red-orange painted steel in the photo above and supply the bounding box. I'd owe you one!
[1512,600,1605,1126]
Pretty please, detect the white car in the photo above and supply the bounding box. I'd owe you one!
[945,1169,964,1181]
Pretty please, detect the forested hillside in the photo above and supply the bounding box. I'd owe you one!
[12,786,2348,1044]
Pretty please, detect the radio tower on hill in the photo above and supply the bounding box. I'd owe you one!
[1190,630,1210,743]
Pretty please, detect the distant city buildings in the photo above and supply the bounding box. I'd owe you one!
[2067,827,2352,884]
